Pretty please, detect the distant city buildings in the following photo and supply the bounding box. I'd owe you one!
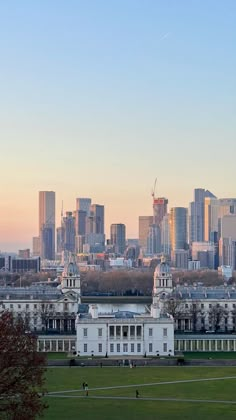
[39,191,55,260]
[110,223,126,255]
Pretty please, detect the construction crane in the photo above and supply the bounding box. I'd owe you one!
[151,178,157,200]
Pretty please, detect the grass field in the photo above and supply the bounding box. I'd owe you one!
[43,366,236,419]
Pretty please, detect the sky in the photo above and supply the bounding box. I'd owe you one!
[0,0,236,251]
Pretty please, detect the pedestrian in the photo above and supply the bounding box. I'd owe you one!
[136,389,139,398]
[82,382,85,390]
[85,382,88,396]
[100,362,103,368]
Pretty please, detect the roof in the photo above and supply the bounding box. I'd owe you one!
[170,286,236,300]
[0,286,62,300]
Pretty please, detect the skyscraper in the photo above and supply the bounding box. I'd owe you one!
[204,197,219,242]
[170,207,188,251]
[61,211,76,252]
[110,224,126,254]
[39,191,55,260]
[138,216,153,254]
[153,198,168,226]
[189,188,216,244]
[161,214,171,256]
[76,198,91,215]
[90,204,105,234]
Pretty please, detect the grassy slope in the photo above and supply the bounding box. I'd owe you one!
[43,367,236,420]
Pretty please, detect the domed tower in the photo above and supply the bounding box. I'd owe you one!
[153,256,172,304]
[61,258,81,298]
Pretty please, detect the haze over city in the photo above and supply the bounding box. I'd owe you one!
[0,0,236,251]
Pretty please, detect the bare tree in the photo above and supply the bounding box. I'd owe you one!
[208,304,227,332]
[188,301,202,332]
[0,311,47,419]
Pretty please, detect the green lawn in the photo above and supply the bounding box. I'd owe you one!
[43,366,236,419]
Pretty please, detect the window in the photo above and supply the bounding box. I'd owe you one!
[149,328,153,337]
[201,304,204,309]
[131,343,134,353]
[130,325,135,337]
[109,326,114,337]
[34,304,37,309]
[163,328,168,337]
[117,343,120,353]
[84,344,87,353]
[110,344,114,353]
[163,343,167,352]
[50,304,53,309]
[137,343,141,353]
[233,304,236,309]
[149,343,153,352]
[123,326,128,338]
[10,304,13,309]
[185,304,188,309]
[116,326,121,337]
[18,304,21,309]
[34,318,37,325]
[209,304,212,308]
[225,304,228,308]
[137,326,142,337]
[98,343,102,353]
[83,328,88,337]
[98,328,103,337]
[26,304,29,309]
[123,343,128,352]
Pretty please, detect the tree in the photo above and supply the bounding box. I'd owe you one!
[208,304,227,332]
[0,311,47,419]
[189,301,201,332]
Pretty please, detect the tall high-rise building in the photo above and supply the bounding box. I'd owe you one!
[39,191,55,260]
[152,197,168,253]
[76,198,91,215]
[138,216,153,254]
[74,210,87,235]
[110,224,126,254]
[170,207,188,251]
[189,188,216,244]
[90,204,104,234]
[147,224,161,255]
[204,197,219,242]
[61,212,76,253]
[219,214,236,268]
[153,198,168,226]
[161,214,171,256]
[32,236,40,257]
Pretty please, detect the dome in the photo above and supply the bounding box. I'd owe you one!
[63,261,80,277]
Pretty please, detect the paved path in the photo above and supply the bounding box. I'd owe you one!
[47,375,236,395]
[46,395,236,405]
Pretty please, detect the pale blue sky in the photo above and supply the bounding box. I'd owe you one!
[0,1,235,250]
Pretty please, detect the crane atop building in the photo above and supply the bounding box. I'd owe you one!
[151,178,157,200]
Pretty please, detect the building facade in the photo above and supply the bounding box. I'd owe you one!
[39,191,56,260]
[76,258,174,357]
[110,223,126,255]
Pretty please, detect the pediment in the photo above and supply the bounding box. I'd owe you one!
[57,291,77,303]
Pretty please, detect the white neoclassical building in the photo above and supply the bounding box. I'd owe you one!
[76,258,174,357]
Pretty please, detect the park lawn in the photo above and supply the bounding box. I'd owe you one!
[43,398,236,420]
[43,367,236,419]
[45,366,236,392]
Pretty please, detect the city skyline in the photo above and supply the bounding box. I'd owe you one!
[0,1,236,250]
[2,186,236,252]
